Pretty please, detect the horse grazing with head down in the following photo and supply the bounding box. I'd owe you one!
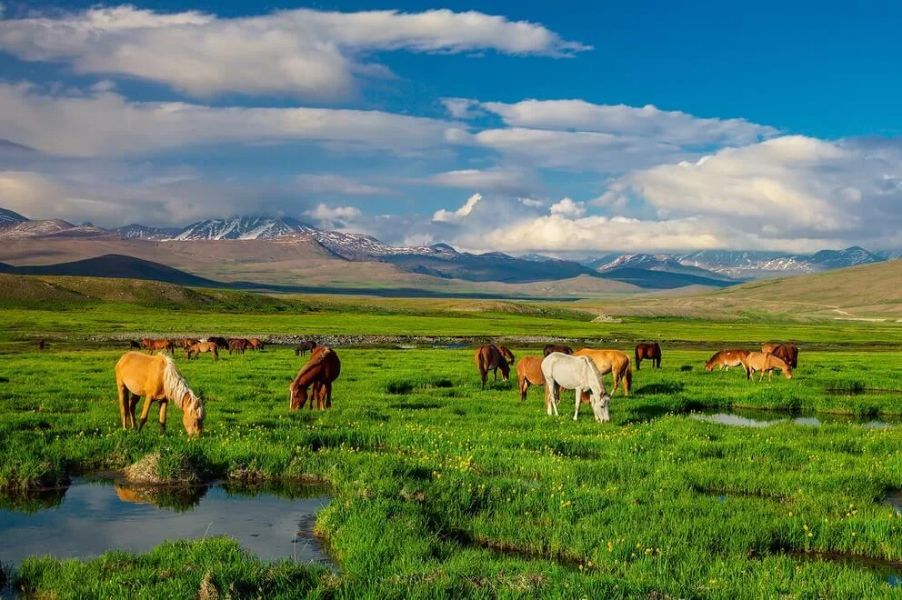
[228,338,248,355]
[114,352,204,436]
[186,341,218,360]
[290,346,341,410]
[762,343,799,368]
[141,338,174,354]
[248,338,265,351]
[541,352,611,422]
[573,348,632,396]
[516,356,546,401]
[705,350,751,377]
[475,344,513,389]
[634,342,661,369]
[745,352,793,381]
[543,344,573,357]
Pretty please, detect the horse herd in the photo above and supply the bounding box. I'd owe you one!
[112,338,799,437]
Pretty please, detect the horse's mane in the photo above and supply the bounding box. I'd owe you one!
[581,355,607,392]
[161,356,204,417]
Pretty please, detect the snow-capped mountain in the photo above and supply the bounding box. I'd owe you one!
[114,224,183,240]
[173,216,316,241]
[0,218,76,238]
[0,208,28,227]
[677,247,883,278]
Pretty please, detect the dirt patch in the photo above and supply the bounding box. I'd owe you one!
[123,452,202,485]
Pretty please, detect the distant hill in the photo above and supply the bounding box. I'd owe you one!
[579,260,902,320]
[0,254,220,287]
[594,267,735,289]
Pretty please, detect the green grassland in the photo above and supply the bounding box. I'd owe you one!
[1,340,901,598]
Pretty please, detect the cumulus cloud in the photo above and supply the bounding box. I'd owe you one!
[549,197,586,218]
[432,193,482,222]
[304,203,363,228]
[0,83,456,157]
[296,173,390,196]
[0,6,588,99]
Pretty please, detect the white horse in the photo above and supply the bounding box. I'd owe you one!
[541,352,611,422]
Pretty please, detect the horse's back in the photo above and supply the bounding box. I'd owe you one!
[518,356,545,385]
[116,352,167,396]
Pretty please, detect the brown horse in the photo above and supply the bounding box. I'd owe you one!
[745,352,793,381]
[228,338,248,354]
[634,342,661,369]
[186,341,219,360]
[516,356,546,401]
[475,344,511,389]
[248,338,265,351]
[705,350,751,377]
[114,351,204,436]
[174,338,197,350]
[762,343,799,368]
[289,346,341,410]
[141,338,174,354]
[574,349,632,396]
[543,344,573,357]
[207,336,228,349]
[295,340,317,356]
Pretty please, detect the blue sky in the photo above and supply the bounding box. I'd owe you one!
[0,1,900,253]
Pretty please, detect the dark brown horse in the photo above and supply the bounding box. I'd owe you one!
[295,340,317,356]
[289,346,341,410]
[543,344,573,357]
[635,342,661,369]
[228,338,248,355]
[207,336,228,349]
[475,344,512,389]
[129,340,141,350]
[762,343,799,368]
[141,338,174,354]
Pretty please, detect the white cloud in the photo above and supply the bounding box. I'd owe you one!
[549,197,585,218]
[296,173,390,196]
[0,83,456,157]
[429,168,534,194]
[0,6,588,99]
[432,193,482,222]
[440,98,484,119]
[304,203,362,227]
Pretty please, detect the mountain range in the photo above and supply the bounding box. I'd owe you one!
[0,207,890,292]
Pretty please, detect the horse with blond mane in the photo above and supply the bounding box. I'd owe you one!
[290,346,341,410]
[114,351,204,436]
[541,352,611,422]
[573,348,632,396]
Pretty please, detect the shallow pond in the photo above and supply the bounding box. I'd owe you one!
[691,409,900,429]
[0,479,332,569]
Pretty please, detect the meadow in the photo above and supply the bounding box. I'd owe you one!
[1,292,901,598]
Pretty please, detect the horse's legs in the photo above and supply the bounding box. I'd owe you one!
[128,393,140,429]
[116,381,129,430]
[480,367,487,390]
[137,398,154,431]
[573,387,582,421]
[519,377,528,401]
[158,401,167,433]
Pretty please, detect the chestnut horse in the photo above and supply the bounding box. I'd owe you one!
[762,343,799,368]
[295,340,317,356]
[475,344,513,389]
[705,350,751,377]
[141,338,174,354]
[248,338,265,351]
[543,344,573,357]
[574,349,632,396]
[114,352,204,436]
[228,338,248,355]
[635,342,661,369]
[186,341,218,360]
[745,352,793,381]
[516,356,545,401]
[289,346,341,410]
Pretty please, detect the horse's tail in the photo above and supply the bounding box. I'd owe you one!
[623,359,632,392]
[161,356,203,418]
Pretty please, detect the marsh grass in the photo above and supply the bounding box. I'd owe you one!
[0,327,900,597]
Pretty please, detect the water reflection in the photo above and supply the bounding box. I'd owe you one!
[691,409,900,429]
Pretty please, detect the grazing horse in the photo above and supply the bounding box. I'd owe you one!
[248,338,265,351]
[745,352,793,381]
[516,356,546,401]
[186,341,218,360]
[634,342,662,369]
[762,343,799,368]
[174,338,197,350]
[541,353,611,422]
[543,344,573,357]
[129,340,141,350]
[114,352,204,436]
[705,350,751,377]
[295,340,317,356]
[141,338,174,354]
[207,336,228,350]
[289,346,341,410]
[573,349,632,396]
[228,338,248,355]
[475,344,511,389]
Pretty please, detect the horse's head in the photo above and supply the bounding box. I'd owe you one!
[705,360,714,372]
[182,395,204,437]
[499,345,515,365]
[783,366,793,379]
[499,359,511,382]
